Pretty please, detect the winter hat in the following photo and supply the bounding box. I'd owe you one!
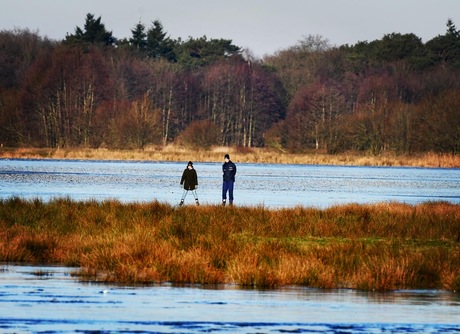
[187,161,193,166]
[224,154,230,159]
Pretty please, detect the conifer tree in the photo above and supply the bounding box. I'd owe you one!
[65,13,115,46]
[129,22,147,50]
[146,20,176,61]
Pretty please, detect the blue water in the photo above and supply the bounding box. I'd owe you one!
[1,160,460,333]
[1,265,459,333]
[0,159,459,208]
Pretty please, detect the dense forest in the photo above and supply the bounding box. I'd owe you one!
[1,14,459,154]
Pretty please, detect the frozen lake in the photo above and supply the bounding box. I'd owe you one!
[0,159,459,208]
[1,160,460,333]
[1,264,459,333]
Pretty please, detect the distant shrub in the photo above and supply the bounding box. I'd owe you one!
[177,120,220,149]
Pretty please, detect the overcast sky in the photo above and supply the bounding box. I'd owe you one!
[1,0,460,58]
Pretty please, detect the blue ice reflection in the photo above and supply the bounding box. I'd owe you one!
[0,159,459,208]
[0,265,459,333]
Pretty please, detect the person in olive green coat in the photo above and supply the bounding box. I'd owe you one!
[179,161,199,206]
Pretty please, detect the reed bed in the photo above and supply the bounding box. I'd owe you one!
[1,198,459,291]
[1,146,459,168]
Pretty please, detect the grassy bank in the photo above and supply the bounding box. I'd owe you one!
[1,146,459,168]
[1,198,459,291]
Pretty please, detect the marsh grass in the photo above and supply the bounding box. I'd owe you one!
[1,146,459,168]
[1,198,459,291]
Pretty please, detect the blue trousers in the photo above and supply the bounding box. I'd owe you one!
[222,181,234,201]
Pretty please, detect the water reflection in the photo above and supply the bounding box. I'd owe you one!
[1,265,459,333]
[1,159,459,208]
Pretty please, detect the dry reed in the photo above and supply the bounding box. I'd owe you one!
[0,198,459,291]
[1,146,459,168]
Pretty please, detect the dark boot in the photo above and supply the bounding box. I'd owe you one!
[195,199,199,206]
[222,199,226,206]
[179,199,184,206]
[229,200,233,206]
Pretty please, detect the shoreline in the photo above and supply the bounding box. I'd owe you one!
[1,147,459,168]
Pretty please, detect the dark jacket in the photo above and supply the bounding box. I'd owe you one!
[181,167,198,190]
[222,160,236,182]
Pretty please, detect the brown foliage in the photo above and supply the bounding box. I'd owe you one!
[1,28,460,156]
[177,120,220,149]
[1,198,459,291]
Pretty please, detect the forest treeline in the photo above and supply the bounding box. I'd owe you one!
[1,14,459,154]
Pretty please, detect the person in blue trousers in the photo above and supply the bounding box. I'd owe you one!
[222,154,237,205]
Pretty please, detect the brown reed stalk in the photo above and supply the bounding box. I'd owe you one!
[0,198,459,291]
[1,146,459,168]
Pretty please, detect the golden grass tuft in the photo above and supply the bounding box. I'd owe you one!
[1,146,460,168]
[1,198,459,291]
